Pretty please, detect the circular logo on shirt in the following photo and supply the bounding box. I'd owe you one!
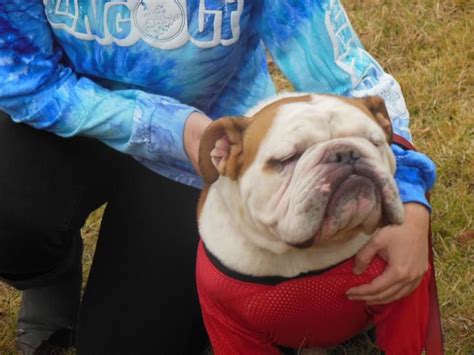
[133,0,186,44]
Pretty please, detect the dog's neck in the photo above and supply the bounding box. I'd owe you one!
[198,179,373,278]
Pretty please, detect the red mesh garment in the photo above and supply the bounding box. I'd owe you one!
[196,241,430,354]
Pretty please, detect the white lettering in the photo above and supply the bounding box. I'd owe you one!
[44,0,244,50]
[105,1,141,46]
[191,0,243,48]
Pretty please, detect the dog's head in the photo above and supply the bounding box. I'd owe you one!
[199,94,403,254]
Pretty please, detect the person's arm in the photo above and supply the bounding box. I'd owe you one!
[0,1,209,173]
[257,0,436,303]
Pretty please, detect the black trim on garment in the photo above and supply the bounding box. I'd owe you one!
[203,243,347,286]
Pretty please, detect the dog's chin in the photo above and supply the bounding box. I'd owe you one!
[286,238,316,249]
[321,175,381,237]
[284,174,385,249]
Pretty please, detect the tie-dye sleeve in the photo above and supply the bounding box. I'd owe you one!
[0,1,196,174]
[258,0,411,140]
[258,0,436,209]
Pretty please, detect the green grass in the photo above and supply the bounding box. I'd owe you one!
[1,1,473,353]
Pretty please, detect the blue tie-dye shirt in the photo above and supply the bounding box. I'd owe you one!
[0,0,435,207]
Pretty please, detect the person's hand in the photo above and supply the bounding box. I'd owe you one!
[184,112,212,175]
[346,203,430,305]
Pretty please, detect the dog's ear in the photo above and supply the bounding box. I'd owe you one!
[360,96,393,142]
[199,116,251,184]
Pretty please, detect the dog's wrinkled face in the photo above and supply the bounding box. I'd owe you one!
[199,94,404,253]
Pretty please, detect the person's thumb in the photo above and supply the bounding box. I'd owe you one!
[353,238,381,275]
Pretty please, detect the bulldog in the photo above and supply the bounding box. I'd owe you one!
[195,94,430,354]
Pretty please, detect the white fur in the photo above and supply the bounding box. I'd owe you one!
[244,92,310,117]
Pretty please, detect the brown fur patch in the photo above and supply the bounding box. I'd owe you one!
[335,95,393,142]
[240,95,312,174]
[198,117,251,184]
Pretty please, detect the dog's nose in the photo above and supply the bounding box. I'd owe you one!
[334,150,360,165]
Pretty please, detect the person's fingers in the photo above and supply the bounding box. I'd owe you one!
[347,262,425,301]
[352,237,382,275]
[366,283,418,305]
[354,281,404,303]
[346,266,398,298]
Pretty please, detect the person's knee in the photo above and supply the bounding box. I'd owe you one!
[0,179,85,283]
[0,224,76,285]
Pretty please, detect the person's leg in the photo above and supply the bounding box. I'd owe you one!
[0,117,116,353]
[16,232,83,354]
[77,157,207,355]
[370,269,431,354]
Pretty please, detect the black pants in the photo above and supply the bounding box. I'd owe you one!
[0,117,207,354]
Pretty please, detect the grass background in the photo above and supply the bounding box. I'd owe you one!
[1,0,473,353]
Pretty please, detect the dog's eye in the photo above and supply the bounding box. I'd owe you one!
[369,136,384,147]
[266,154,300,173]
